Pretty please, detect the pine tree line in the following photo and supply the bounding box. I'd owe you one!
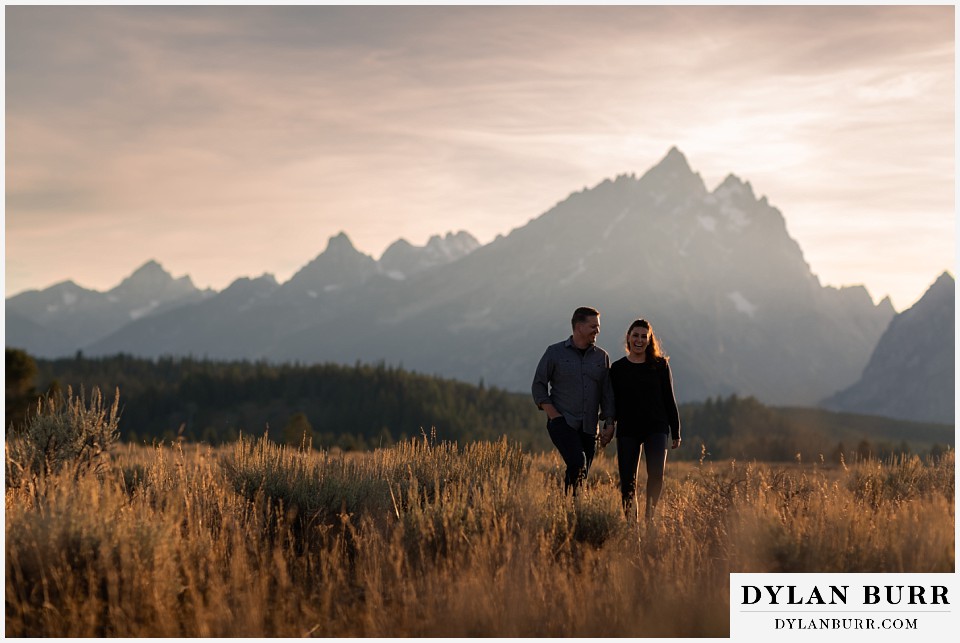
[6,349,951,460]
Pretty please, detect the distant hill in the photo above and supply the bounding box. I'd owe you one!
[9,149,915,407]
[822,272,955,424]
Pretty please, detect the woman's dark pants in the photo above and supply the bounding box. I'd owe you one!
[547,417,596,496]
[617,432,669,519]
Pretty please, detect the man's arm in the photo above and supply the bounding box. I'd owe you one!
[540,402,562,420]
[599,354,616,445]
[600,353,615,426]
[532,347,561,419]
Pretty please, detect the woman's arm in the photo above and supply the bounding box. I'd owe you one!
[662,361,681,447]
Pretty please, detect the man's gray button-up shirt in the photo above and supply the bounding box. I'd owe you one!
[531,336,615,434]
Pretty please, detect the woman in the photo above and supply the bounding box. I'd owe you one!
[608,318,681,522]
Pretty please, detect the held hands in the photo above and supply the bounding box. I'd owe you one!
[672,438,681,450]
[599,424,615,447]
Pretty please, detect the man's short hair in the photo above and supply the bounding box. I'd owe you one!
[571,306,600,329]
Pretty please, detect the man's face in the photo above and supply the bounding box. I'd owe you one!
[574,315,600,346]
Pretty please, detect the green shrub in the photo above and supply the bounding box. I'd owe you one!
[5,386,120,490]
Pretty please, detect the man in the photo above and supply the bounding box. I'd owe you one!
[532,306,616,495]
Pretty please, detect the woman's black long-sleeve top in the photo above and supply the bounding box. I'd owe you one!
[609,356,681,441]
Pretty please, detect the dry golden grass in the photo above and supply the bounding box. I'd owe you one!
[5,435,954,637]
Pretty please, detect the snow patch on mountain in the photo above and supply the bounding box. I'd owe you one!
[130,300,160,320]
[697,215,717,233]
[559,258,587,285]
[728,291,758,318]
[720,204,749,229]
[603,208,630,239]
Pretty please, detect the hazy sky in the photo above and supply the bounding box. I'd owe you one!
[5,5,955,311]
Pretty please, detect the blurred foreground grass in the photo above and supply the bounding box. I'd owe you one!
[6,429,954,636]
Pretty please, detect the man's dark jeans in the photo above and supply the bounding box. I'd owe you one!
[547,416,597,495]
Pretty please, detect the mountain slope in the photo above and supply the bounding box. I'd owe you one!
[822,272,955,423]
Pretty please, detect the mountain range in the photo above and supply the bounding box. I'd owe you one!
[6,148,951,416]
[7,231,480,360]
[6,261,214,358]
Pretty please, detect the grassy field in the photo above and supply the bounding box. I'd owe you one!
[5,416,954,637]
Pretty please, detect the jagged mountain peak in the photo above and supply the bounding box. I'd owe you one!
[324,231,360,254]
[225,273,279,292]
[6,261,207,357]
[382,238,415,255]
[639,146,707,196]
[876,295,896,316]
[130,259,166,276]
[113,260,170,286]
[714,173,755,198]
[379,230,480,279]
[661,146,691,170]
[25,280,93,309]
[424,230,480,257]
[905,270,953,314]
[47,280,85,293]
[109,259,198,299]
[653,146,693,175]
[293,232,373,272]
[932,270,954,290]
[259,273,279,286]
[283,232,377,293]
[823,271,955,423]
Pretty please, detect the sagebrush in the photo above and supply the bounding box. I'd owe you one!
[5,386,120,492]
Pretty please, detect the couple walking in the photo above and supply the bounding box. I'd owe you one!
[532,306,681,521]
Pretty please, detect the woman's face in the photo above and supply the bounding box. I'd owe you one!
[627,325,650,357]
